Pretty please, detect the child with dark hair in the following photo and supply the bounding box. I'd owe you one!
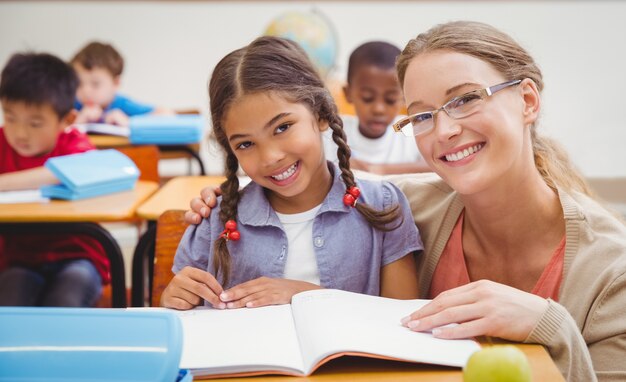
[325,41,429,174]
[0,52,109,306]
[71,41,171,126]
[161,36,422,310]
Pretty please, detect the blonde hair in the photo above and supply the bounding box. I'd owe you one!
[397,21,593,196]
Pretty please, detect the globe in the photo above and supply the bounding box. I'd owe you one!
[264,10,338,78]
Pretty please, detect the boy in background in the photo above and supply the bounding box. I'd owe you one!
[71,41,171,127]
[0,52,109,306]
[325,41,429,174]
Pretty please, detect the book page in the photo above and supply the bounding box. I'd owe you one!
[0,189,49,204]
[75,123,130,137]
[291,289,480,374]
[173,305,306,376]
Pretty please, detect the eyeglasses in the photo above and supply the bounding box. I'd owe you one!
[393,79,522,137]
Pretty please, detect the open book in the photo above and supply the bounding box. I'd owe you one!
[75,123,130,137]
[174,289,480,378]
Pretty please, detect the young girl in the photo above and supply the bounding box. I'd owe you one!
[161,36,422,310]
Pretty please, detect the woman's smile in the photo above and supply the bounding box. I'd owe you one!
[441,143,485,163]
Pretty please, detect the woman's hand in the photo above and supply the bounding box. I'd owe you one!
[161,266,225,310]
[219,277,322,308]
[185,186,221,224]
[401,280,549,341]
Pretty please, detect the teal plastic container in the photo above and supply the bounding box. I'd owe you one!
[0,308,188,382]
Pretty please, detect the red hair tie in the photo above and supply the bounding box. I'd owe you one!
[219,220,240,241]
[343,186,361,208]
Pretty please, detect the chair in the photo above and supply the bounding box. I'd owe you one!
[327,80,355,116]
[151,210,189,307]
[115,145,161,183]
[95,145,160,308]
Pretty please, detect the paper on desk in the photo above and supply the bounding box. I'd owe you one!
[75,123,130,137]
[0,189,50,204]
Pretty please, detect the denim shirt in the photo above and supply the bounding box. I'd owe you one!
[173,162,423,296]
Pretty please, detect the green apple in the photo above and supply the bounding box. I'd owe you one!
[463,345,532,382]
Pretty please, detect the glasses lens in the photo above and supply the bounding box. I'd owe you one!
[409,112,434,135]
[400,124,414,137]
[446,91,484,119]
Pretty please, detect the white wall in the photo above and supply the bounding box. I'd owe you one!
[1,1,625,177]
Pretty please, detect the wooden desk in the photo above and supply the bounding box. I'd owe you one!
[0,181,157,222]
[198,344,563,381]
[87,134,129,148]
[0,181,158,307]
[131,176,225,306]
[136,176,226,220]
[88,134,206,175]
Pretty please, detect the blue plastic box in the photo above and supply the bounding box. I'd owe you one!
[129,115,204,145]
[41,149,140,200]
[0,308,189,382]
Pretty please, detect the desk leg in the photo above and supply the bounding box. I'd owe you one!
[131,221,156,307]
[158,145,206,175]
[0,222,127,308]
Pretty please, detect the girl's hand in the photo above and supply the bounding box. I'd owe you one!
[185,186,221,224]
[219,277,322,308]
[401,280,549,341]
[161,266,225,310]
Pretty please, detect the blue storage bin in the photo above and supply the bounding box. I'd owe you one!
[129,115,204,145]
[41,149,140,200]
[0,308,187,382]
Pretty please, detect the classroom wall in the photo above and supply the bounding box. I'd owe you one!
[1,1,625,177]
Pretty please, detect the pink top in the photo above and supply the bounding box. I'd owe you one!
[429,211,565,301]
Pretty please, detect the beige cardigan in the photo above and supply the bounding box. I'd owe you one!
[390,173,626,382]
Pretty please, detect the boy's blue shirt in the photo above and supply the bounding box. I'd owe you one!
[173,162,424,297]
[74,93,154,117]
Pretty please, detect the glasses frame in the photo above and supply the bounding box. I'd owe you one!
[393,79,523,137]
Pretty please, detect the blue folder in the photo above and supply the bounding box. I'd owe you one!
[41,149,140,200]
[0,307,191,382]
[129,115,204,145]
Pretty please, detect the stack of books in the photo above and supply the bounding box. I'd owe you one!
[41,149,140,200]
[129,115,204,145]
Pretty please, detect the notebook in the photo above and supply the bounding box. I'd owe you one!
[129,115,204,145]
[0,189,49,204]
[170,289,481,378]
[75,123,130,137]
[41,149,140,200]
